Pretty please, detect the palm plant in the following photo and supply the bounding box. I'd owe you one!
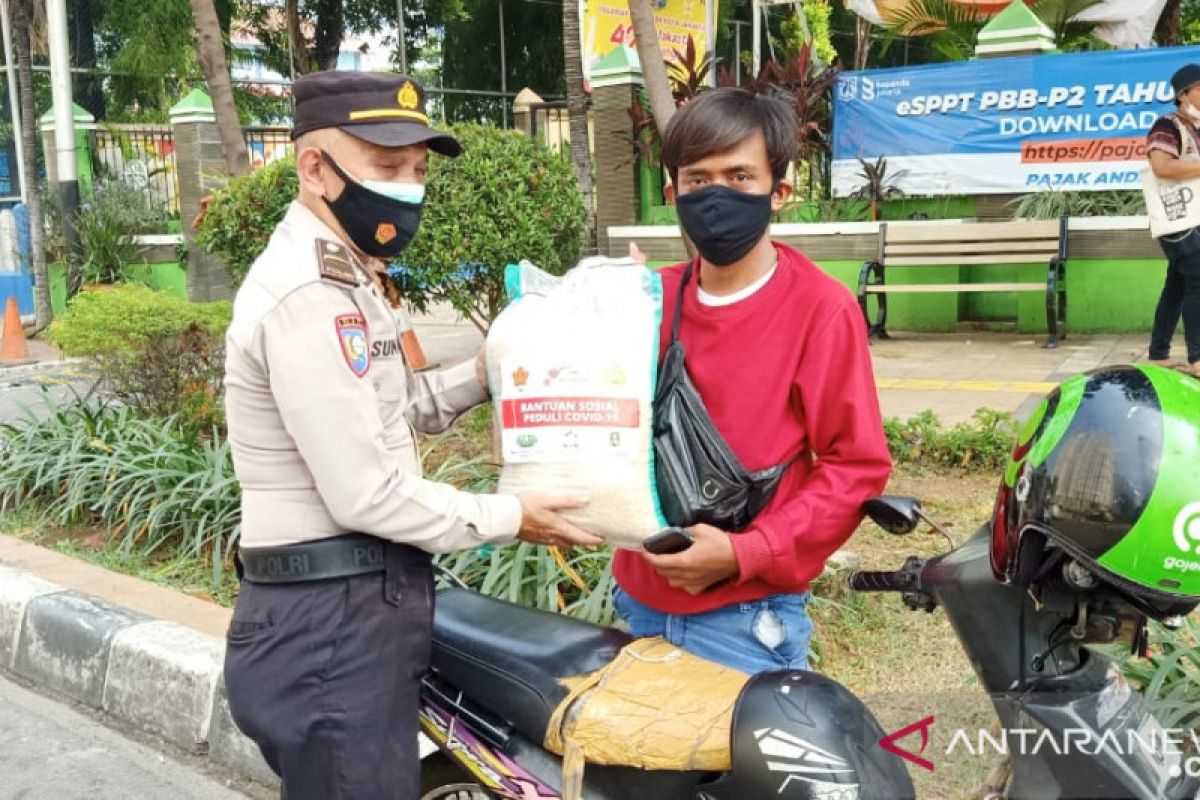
[882,0,1103,60]
[849,157,907,221]
[1030,0,1104,51]
[881,0,986,62]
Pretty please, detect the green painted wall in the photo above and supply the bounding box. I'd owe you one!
[123,261,188,299]
[49,262,67,317]
[48,260,187,316]
[1065,258,1166,333]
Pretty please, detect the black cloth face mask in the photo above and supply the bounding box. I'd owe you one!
[320,150,423,260]
[674,184,774,267]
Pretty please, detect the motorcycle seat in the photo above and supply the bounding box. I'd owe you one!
[431,588,632,743]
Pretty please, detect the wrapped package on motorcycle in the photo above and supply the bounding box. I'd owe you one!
[545,637,748,797]
[486,257,668,548]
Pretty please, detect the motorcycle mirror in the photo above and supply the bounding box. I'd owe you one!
[864,496,922,535]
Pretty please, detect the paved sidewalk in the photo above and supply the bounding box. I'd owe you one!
[869,332,1151,424]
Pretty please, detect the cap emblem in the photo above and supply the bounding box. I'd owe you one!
[398,81,419,111]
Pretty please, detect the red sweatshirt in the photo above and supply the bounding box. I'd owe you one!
[613,242,892,614]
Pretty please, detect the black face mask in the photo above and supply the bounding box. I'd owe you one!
[320,150,423,260]
[674,184,774,267]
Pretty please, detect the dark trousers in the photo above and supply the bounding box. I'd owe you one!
[224,544,433,799]
[1151,227,1200,365]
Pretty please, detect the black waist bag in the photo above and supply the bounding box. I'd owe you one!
[652,262,795,532]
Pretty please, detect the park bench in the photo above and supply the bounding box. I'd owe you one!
[857,218,1068,348]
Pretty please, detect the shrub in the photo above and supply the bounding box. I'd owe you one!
[0,393,241,588]
[49,284,229,354]
[47,285,230,435]
[196,156,297,287]
[76,181,172,285]
[1009,189,1146,220]
[196,126,587,331]
[885,408,1019,472]
[399,124,586,331]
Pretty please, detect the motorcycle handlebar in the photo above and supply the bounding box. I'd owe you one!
[849,570,914,592]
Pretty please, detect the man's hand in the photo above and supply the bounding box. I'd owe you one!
[516,492,603,548]
[643,523,739,594]
[628,242,648,264]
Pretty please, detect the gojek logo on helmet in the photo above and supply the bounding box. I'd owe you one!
[1165,501,1200,573]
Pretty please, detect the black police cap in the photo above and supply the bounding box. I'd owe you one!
[291,71,461,157]
[1172,64,1200,101]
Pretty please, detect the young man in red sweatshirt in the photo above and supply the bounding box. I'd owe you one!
[613,88,892,673]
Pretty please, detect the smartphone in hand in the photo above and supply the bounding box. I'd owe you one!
[642,527,695,555]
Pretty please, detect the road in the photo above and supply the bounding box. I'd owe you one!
[0,364,97,426]
[0,671,264,800]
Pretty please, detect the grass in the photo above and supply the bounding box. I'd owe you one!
[0,506,241,607]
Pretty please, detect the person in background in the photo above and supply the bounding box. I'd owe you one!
[1145,63,1200,377]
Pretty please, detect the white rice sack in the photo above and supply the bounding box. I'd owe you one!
[485,256,667,548]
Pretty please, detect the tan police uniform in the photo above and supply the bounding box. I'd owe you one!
[221,70,516,800]
[224,200,521,550]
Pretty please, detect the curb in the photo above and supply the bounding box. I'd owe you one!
[0,563,281,791]
[0,357,93,384]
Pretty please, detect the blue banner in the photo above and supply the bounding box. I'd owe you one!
[832,45,1200,196]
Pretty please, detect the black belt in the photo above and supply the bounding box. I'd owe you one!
[239,534,392,584]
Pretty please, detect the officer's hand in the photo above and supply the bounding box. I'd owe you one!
[515,492,603,548]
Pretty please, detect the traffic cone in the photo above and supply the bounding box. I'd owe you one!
[0,296,33,367]
[393,301,430,371]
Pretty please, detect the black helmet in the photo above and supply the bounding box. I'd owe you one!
[698,671,914,800]
[991,366,1200,610]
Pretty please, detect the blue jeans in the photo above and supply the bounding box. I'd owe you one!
[1152,227,1200,364]
[612,586,813,674]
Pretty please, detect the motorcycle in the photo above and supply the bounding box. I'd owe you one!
[418,496,1200,800]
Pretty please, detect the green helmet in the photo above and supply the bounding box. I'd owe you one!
[992,365,1200,608]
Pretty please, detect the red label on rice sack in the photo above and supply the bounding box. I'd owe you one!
[501,397,641,429]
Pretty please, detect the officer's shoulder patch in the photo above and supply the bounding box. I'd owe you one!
[315,239,360,286]
[334,312,370,377]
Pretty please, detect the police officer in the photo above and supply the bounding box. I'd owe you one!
[222,70,600,799]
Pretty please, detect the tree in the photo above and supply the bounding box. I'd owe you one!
[189,0,248,176]
[98,0,197,116]
[440,0,563,124]
[243,0,467,78]
[628,0,676,137]
[562,0,593,249]
[12,0,50,327]
[1157,0,1181,44]
[69,0,104,119]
